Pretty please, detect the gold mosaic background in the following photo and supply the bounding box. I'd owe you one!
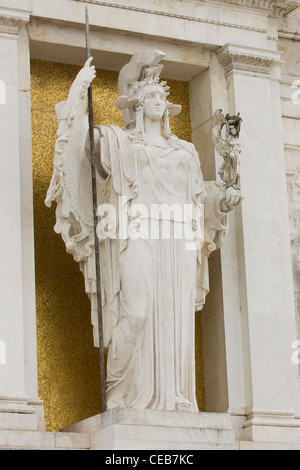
[30,59,205,432]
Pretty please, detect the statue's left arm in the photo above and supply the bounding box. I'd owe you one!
[192,144,241,311]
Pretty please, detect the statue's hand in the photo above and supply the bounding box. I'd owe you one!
[220,187,241,213]
[77,57,96,86]
[65,57,96,109]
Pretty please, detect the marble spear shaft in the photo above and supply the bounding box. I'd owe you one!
[85,6,107,413]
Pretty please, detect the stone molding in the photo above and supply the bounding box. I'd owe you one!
[210,0,300,18]
[0,14,29,35]
[217,44,282,75]
[244,409,299,427]
[75,0,266,33]
[0,4,30,35]
[79,0,299,19]
[243,409,300,443]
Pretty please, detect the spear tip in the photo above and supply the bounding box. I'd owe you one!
[85,5,91,60]
[85,5,89,27]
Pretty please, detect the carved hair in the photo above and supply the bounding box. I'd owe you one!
[129,79,170,102]
[130,81,173,139]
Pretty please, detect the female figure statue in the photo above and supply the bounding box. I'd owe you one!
[46,50,241,412]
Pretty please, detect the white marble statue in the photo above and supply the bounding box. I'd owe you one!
[45,50,241,412]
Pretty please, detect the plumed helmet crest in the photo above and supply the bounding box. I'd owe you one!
[116,49,181,129]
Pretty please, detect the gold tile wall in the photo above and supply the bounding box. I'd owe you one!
[30,59,205,431]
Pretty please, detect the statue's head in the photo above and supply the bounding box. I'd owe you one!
[115,50,181,135]
[225,113,243,138]
[142,87,167,121]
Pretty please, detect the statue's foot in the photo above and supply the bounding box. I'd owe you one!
[175,395,193,412]
[106,400,120,410]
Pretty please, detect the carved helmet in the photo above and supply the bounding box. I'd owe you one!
[115,49,182,130]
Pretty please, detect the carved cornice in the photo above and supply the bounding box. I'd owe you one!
[0,9,30,35]
[0,16,27,29]
[217,44,282,74]
[209,0,300,17]
[271,0,300,17]
[76,0,266,33]
[80,0,299,18]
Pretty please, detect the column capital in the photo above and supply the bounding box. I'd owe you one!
[0,7,30,36]
[217,44,282,75]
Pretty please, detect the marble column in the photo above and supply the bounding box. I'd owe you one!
[217,44,300,442]
[0,7,44,431]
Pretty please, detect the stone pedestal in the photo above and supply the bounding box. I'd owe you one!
[63,409,237,450]
[0,409,300,450]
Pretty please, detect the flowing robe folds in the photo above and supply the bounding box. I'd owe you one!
[46,107,228,412]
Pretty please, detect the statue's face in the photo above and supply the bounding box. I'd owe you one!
[143,89,166,121]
